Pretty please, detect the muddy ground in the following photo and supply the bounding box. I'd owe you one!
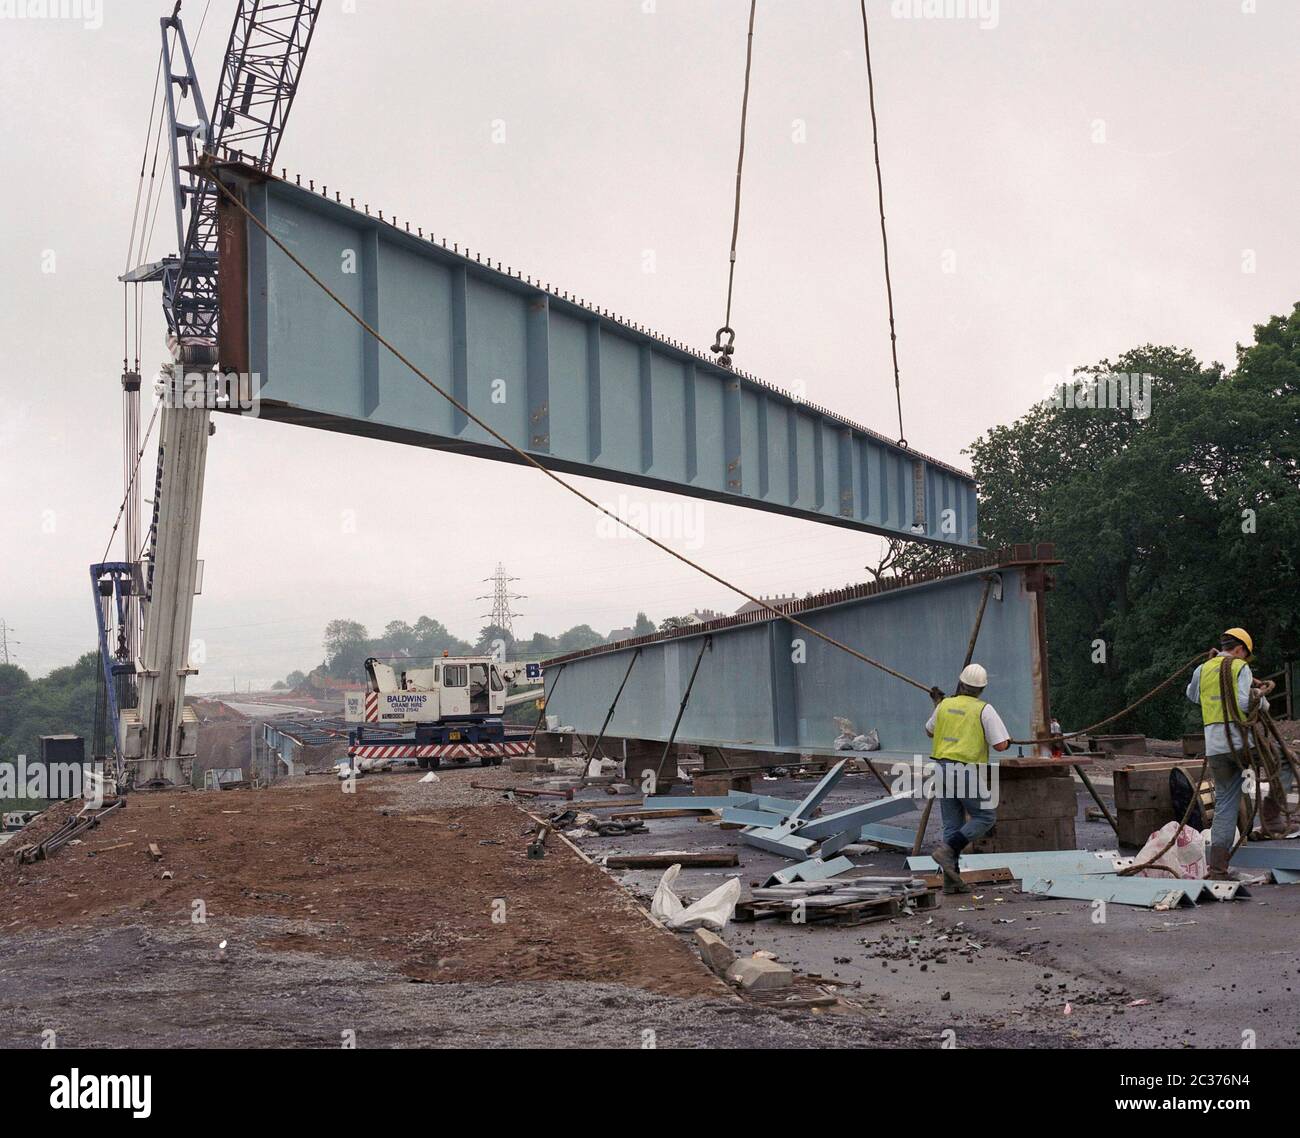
[0,769,897,1048]
[3,761,1297,1049]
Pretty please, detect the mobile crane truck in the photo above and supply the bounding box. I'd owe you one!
[343,655,543,772]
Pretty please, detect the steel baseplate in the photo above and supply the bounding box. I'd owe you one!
[763,856,856,887]
[1025,874,1251,908]
[722,807,791,828]
[857,822,920,849]
[1231,846,1300,872]
[906,849,1119,878]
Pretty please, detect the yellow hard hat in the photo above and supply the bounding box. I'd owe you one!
[1223,627,1254,654]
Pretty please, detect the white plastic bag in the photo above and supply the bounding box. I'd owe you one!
[649,864,741,931]
[1135,821,1206,880]
[833,716,857,751]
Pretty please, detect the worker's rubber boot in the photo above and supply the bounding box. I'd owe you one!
[1258,794,1294,839]
[930,843,970,895]
[1205,845,1240,882]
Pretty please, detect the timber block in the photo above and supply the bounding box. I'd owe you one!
[969,765,1078,853]
[970,816,1077,854]
[534,731,575,758]
[1182,732,1207,759]
[1088,734,1147,756]
[989,777,1078,822]
[508,757,552,774]
[692,772,753,796]
[1117,807,1168,849]
[1113,761,1202,813]
[621,738,679,796]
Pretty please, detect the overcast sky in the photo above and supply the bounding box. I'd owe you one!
[1,0,1296,690]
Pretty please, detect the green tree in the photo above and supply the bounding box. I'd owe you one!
[381,620,416,653]
[410,615,473,657]
[0,652,97,764]
[631,612,656,637]
[966,307,1300,736]
[522,631,557,658]
[475,624,516,661]
[323,619,370,678]
[556,624,605,653]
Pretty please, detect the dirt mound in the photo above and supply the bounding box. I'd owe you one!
[0,777,720,999]
[189,699,249,722]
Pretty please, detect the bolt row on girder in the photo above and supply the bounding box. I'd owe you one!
[225,155,971,480]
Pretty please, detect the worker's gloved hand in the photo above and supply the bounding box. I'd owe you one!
[928,686,946,705]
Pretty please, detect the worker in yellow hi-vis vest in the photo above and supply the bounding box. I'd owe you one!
[924,663,1011,894]
[1186,628,1268,879]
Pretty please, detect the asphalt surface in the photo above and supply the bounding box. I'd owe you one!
[575,767,1300,1048]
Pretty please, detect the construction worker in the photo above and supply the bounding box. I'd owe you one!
[1187,628,1265,879]
[924,663,1011,894]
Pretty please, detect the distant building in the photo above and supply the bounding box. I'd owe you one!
[689,609,724,623]
[607,625,635,642]
[733,593,800,617]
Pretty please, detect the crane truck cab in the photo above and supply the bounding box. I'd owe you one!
[361,656,521,720]
[344,655,538,771]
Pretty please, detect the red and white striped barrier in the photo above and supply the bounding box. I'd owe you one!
[348,740,530,762]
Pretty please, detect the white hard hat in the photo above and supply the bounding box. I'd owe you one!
[959,663,988,688]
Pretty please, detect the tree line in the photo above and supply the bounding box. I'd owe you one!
[278,612,662,691]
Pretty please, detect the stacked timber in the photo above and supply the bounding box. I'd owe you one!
[971,762,1080,854]
[1113,759,1205,848]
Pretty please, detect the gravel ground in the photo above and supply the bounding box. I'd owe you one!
[0,917,917,1049]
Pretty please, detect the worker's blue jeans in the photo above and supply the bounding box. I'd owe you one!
[1208,753,1297,849]
[1208,755,1243,852]
[935,758,998,851]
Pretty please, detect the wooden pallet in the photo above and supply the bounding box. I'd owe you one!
[735,878,939,926]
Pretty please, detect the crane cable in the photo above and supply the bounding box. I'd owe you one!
[206,169,937,707]
[99,398,162,567]
[711,0,757,370]
[124,47,164,277]
[206,169,1229,755]
[859,0,907,448]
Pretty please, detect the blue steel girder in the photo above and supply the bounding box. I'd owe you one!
[216,167,980,548]
[540,549,1057,757]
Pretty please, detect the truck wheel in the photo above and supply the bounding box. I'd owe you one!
[492,757,505,766]
[416,757,429,771]
[480,755,495,768]
[428,757,441,770]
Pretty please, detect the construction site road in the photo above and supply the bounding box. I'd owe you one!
[6,765,1297,1048]
[0,769,905,1048]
